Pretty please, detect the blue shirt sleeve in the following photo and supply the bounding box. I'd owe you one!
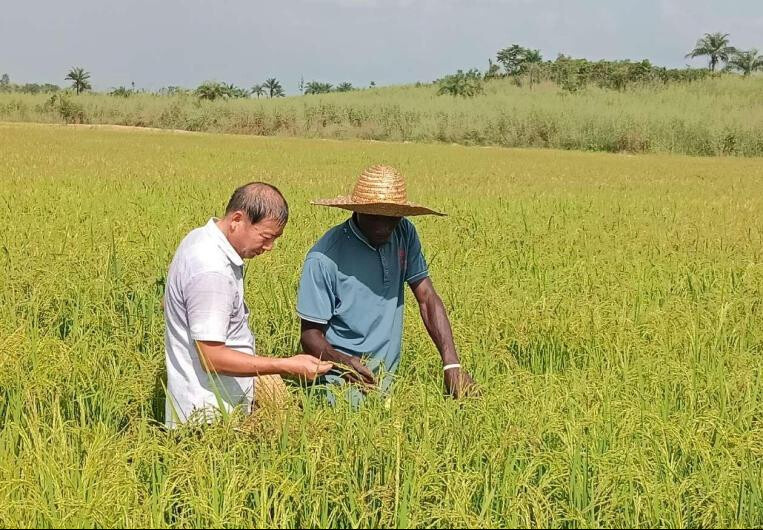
[403,220,429,285]
[296,256,336,324]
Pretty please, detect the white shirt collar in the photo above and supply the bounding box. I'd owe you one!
[205,218,244,267]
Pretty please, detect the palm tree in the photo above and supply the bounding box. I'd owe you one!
[263,78,285,98]
[336,82,354,92]
[685,32,737,72]
[305,81,333,95]
[222,83,248,98]
[727,49,763,76]
[65,67,91,94]
[251,84,265,99]
[523,49,543,65]
[196,81,225,101]
[519,49,543,85]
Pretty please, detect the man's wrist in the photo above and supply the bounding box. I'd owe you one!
[269,357,291,376]
[441,351,460,366]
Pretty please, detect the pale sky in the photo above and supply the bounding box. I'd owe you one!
[1,0,761,93]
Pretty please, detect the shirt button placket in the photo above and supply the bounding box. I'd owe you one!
[379,249,390,285]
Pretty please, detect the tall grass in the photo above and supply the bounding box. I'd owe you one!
[1,76,763,156]
[0,123,761,527]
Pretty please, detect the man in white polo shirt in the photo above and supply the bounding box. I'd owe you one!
[163,182,332,427]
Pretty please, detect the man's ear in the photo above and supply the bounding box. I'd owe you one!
[229,210,244,229]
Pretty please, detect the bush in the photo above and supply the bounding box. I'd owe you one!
[437,69,484,98]
[43,93,86,123]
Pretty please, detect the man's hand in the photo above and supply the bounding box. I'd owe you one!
[334,355,377,390]
[300,319,377,391]
[281,354,333,382]
[444,368,478,399]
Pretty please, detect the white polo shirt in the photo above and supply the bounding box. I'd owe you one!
[163,218,255,427]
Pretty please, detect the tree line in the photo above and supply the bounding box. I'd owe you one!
[2,33,760,99]
[0,69,372,100]
[437,32,762,96]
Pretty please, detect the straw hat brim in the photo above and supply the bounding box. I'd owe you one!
[312,197,445,217]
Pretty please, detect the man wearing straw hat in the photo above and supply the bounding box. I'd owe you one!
[297,165,476,405]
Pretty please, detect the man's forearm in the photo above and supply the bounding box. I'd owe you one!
[300,329,354,365]
[419,294,460,366]
[196,341,287,377]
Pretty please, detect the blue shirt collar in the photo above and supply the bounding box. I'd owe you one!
[347,215,377,251]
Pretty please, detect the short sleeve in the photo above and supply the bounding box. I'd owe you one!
[296,257,336,324]
[403,221,429,285]
[185,271,235,342]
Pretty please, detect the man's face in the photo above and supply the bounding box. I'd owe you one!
[356,213,402,247]
[228,213,284,259]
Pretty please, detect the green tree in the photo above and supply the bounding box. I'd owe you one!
[727,49,763,76]
[496,44,524,75]
[496,45,542,76]
[525,62,542,89]
[65,67,91,94]
[552,55,586,93]
[484,59,501,80]
[108,86,133,97]
[263,78,285,98]
[24,83,60,94]
[522,49,543,67]
[335,82,354,92]
[304,81,333,94]
[437,69,484,97]
[685,32,737,71]
[195,81,226,101]
[222,83,249,98]
[251,84,266,98]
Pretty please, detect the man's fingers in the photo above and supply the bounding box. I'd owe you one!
[340,369,375,393]
[305,361,332,380]
[316,361,333,375]
[444,370,479,399]
[334,359,376,386]
[351,361,376,384]
[357,366,376,385]
[464,377,481,397]
[341,370,363,385]
[457,373,480,398]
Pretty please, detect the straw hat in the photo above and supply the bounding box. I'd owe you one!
[311,165,445,217]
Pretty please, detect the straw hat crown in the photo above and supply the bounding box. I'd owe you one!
[312,165,444,217]
[351,165,408,203]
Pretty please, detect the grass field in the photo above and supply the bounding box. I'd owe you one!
[2,75,763,156]
[0,122,762,527]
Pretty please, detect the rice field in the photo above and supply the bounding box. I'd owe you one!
[0,122,761,528]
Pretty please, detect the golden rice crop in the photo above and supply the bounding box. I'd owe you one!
[0,122,761,528]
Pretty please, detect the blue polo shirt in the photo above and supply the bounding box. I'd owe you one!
[297,215,429,388]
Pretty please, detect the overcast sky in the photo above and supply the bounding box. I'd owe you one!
[1,0,761,93]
